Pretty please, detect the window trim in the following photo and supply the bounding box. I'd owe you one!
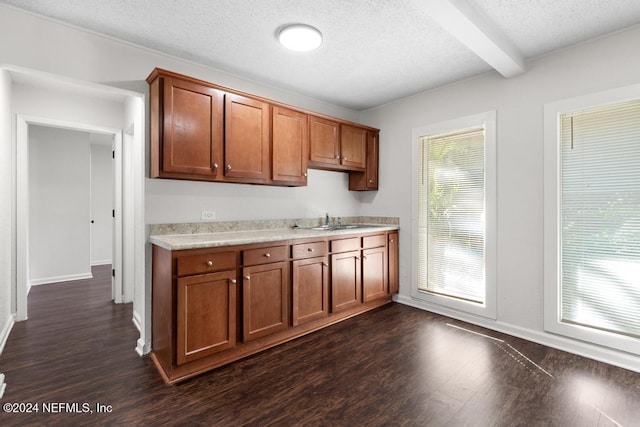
[543,84,640,355]
[411,111,497,319]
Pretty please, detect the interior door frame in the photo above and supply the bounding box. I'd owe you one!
[16,115,124,319]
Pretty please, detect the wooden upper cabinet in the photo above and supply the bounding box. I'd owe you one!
[224,94,270,183]
[349,130,379,191]
[156,76,224,178]
[272,106,308,186]
[148,68,379,189]
[309,115,340,167]
[340,125,366,171]
[308,117,368,172]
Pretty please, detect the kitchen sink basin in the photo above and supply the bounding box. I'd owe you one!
[307,224,375,231]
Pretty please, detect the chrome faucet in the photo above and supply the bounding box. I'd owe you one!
[325,213,330,226]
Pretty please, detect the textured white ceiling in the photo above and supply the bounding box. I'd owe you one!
[2,0,640,110]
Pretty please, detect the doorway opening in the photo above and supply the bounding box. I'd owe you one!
[17,117,124,317]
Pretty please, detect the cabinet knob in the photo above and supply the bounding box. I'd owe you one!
[244,275,250,280]
[323,262,328,267]
[335,155,340,159]
[206,260,213,266]
[390,239,394,243]
[368,179,374,183]
[307,248,314,252]
[264,253,271,258]
[362,255,367,260]
[343,156,347,161]
[226,164,232,170]
[304,172,308,177]
[213,163,219,169]
[230,279,237,284]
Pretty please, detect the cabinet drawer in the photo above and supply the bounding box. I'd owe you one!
[243,245,288,265]
[363,234,386,249]
[330,237,360,253]
[291,241,327,259]
[177,251,237,277]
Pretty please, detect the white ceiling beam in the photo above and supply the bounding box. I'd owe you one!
[414,0,526,78]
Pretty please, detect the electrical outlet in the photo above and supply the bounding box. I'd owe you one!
[201,210,216,220]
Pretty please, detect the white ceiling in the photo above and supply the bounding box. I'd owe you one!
[2,0,640,110]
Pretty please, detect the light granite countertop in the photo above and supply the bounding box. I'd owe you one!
[149,222,399,251]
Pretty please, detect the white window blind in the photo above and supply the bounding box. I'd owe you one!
[560,98,640,338]
[418,127,485,303]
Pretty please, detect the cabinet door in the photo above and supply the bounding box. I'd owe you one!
[272,106,308,186]
[362,246,388,302]
[292,256,329,326]
[243,262,289,341]
[161,77,224,177]
[224,93,270,182]
[364,131,379,189]
[176,270,237,365]
[340,125,367,170]
[309,115,340,167]
[331,250,362,313]
[388,233,399,294]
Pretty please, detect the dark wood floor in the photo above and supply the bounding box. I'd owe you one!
[1,265,639,426]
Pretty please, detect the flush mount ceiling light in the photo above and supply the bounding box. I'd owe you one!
[277,24,323,52]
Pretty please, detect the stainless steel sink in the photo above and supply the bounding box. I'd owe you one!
[308,224,375,231]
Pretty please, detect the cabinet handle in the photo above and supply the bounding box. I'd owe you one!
[244,275,250,280]
[226,164,232,170]
[362,255,367,260]
[323,262,328,267]
[230,279,237,284]
[213,163,219,169]
[206,260,213,266]
[264,253,271,258]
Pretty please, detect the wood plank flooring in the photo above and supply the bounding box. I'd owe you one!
[1,264,639,426]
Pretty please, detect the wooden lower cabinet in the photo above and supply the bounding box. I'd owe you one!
[242,262,289,341]
[331,250,362,313]
[292,256,329,326]
[388,232,399,294]
[150,229,398,384]
[362,245,388,302]
[176,271,237,365]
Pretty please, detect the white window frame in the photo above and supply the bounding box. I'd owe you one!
[411,111,497,319]
[544,84,640,355]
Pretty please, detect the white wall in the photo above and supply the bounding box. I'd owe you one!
[360,25,640,370]
[28,125,91,285]
[0,4,367,356]
[0,68,14,398]
[90,135,113,265]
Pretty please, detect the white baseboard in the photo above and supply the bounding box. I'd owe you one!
[0,373,5,399]
[91,260,112,266]
[132,310,142,333]
[135,338,150,357]
[0,313,15,399]
[132,310,150,356]
[30,272,93,286]
[395,294,640,374]
[0,314,15,355]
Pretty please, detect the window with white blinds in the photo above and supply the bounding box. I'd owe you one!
[418,126,486,303]
[559,99,640,339]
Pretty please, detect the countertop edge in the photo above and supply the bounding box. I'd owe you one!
[149,225,400,251]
